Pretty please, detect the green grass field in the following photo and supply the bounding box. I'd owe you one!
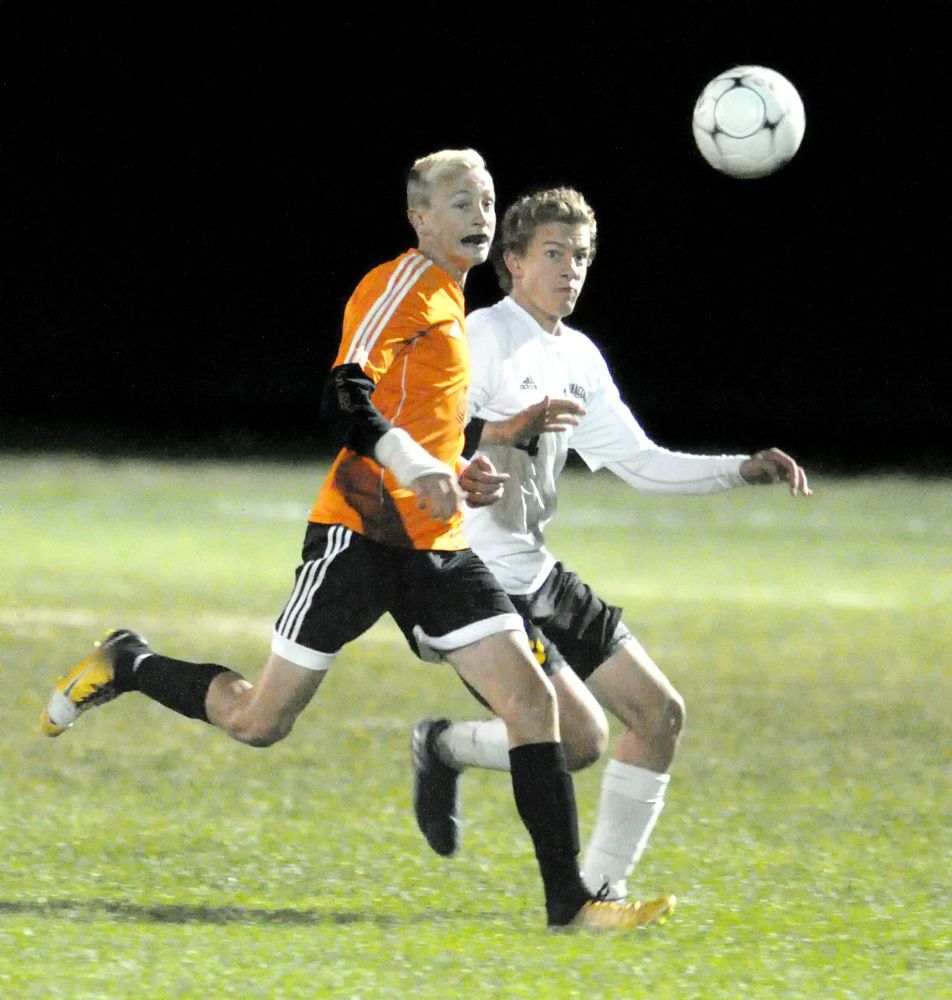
[1,456,950,999]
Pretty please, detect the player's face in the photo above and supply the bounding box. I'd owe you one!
[505,222,592,334]
[410,167,496,284]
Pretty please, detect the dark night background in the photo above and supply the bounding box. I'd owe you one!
[4,2,950,472]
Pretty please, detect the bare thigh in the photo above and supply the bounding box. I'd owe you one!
[586,637,685,771]
[586,637,678,721]
[446,630,558,748]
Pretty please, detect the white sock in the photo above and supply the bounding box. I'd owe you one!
[436,718,511,771]
[581,760,670,899]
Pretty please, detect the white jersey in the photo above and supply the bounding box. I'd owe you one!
[464,296,748,594]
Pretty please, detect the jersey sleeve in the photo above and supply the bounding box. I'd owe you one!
[335,252,437,383]
[571,347,748,494]
[324,252,437,457]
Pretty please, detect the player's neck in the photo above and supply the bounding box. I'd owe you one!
[510,292,562,336]
[416,243,468,287]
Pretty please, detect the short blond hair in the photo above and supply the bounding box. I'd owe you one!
[492,187,597,292]
[407,148,487,210]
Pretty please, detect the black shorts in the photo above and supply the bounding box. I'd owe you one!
[512,562,631,682]
[270,522,524,670]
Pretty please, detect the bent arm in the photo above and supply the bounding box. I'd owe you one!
[321,363,461,518]
[321,362,394,457]
[462,397,585,459]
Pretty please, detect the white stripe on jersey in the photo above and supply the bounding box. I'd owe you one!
[276,524,352,641]
[390,346,413,424]
[344,253,432,368]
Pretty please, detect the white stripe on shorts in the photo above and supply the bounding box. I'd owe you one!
[276,523,352,642]
[412,612,526,663]
[270,632,336,672]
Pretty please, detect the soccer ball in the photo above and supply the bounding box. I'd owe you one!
[692,66,805,179]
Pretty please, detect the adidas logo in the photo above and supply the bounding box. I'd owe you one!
[520,376,537,390]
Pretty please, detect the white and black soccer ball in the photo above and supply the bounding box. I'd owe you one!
[692,66,805,179]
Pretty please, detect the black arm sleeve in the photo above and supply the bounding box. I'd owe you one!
[462,417,539,458]
[462,418,486,460]
[321,363,394,458]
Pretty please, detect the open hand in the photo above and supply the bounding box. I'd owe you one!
[484,396,586,448]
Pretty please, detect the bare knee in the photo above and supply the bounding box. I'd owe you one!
[562,714,609,772]
[218,712,294,747]
[557,689,610,771]
[612,686,685,773]
[208,696,298,747]
[665,687,686,744]
[589,644,685,746]
[633,681,685,748]
[500,669,558,735]
[206,657,322,748]
[240,718,295,747]
[551,668,610,771]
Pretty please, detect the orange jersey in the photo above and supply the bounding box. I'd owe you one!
[310,249,470,550]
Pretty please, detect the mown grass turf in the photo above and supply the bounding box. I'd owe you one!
[1,456,949,999]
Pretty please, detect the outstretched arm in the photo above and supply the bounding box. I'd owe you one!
[739,447,812,496]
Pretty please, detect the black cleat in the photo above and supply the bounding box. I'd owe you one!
[411,717,462,857]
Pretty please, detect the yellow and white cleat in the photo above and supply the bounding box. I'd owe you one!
[40,629,147,736]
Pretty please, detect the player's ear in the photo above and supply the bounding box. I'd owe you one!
[503,249,522,280]
[407,207,425,239]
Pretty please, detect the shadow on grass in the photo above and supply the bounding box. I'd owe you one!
[0,898,470,926]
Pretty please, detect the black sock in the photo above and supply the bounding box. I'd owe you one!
[117,650,229,723]
[509,742,592,926]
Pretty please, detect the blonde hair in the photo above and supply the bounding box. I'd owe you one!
[407,149,487,210]
[492,187,597,292]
